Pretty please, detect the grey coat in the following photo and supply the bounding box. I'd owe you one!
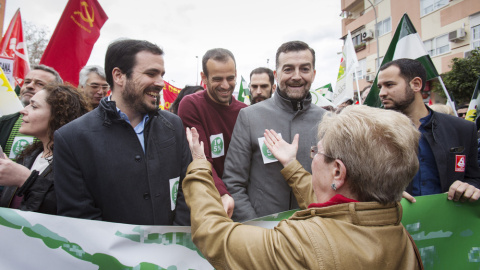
[223,92,326,222]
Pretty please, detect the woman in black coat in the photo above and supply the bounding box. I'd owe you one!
[0,84,89,214]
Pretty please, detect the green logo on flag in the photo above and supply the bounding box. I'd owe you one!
[211,137,224,155]
[12,139,30,156]
[261,142,276,160]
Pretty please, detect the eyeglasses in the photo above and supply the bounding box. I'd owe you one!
[310,146,336,160]
[86,83,110,91]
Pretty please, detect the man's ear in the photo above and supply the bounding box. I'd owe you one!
[410,77,423,93]
[201,72,207,87]
[272,83,277,93]
[112,67,125,87]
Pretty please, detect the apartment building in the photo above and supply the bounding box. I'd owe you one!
[341,0,480,93]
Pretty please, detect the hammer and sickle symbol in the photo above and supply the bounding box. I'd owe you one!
[74,1,95,27]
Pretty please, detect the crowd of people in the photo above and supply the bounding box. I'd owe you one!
[0,38,479,269]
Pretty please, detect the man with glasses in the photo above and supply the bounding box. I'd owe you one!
[78,65,110,108]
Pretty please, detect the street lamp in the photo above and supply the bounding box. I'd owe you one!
[367,0,380,70]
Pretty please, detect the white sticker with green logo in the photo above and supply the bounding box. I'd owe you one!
[258,133,282,164]
[9,136,34,159]
[169,177,179,211]
[210,133,224,158]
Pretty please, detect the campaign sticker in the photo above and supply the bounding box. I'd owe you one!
[9,136,34,159]
[169,177,180,211]
[455,155,466,172]
[258,133,282,164]
[210,133,224,158]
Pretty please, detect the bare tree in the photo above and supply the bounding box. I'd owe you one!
[23,21,51,65]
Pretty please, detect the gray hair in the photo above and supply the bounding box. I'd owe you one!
[32,64,63,84]
[78,65,107,87]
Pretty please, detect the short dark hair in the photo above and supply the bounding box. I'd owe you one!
[104,39,164,89]
[202,48,236,78]
[379,59,426,91]
[249,67,274,85]
[275,41,315,69]
[31,65,63,84]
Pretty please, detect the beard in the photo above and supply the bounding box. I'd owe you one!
[251,89,273,105]
[277,83,309,101]
[384,85,415,113]
[122,80,160,115]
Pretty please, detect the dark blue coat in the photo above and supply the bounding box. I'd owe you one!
[54,98,191,225]
[406,107,480,193]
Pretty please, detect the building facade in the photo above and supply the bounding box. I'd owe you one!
[341,0,480,94]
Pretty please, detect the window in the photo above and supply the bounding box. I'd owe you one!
[374,0,383,4]
[420,0,448,16]
[355,59,367,80]
[352,33,363,47]
[424,34,450,56]
[472,24,480,49]
[376,17,391,37]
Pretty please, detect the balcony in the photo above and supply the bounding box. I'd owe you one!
[342,0,363,11]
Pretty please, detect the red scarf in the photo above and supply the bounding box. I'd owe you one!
[308,194,358,208]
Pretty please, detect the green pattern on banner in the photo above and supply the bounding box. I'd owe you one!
[365,13,440,108]
[0,193,478,269]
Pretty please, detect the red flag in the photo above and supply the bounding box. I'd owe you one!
[0,9,30,87]
[163,81,181,110]
[40,0,108,86]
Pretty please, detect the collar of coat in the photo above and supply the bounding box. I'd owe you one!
[275,89,313,112]
[98,97,159,127]
[290,200,403,226]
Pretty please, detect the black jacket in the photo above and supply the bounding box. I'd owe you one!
[54,98,191,225]
[406,108,480,193]
[0,147,56,214]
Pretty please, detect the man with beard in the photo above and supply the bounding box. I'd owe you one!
[54,39,191,225]
[378,58,480,203]
[223,41,326,221]
[249,67,276,105]
[178,48,246,218]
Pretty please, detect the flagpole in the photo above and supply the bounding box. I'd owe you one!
[437,76,457,116]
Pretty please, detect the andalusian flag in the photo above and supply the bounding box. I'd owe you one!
[0,66,23,116]
[237,76,250,104]
[465,77,480,122]
[364,13,439,107]
[315,83,333,101]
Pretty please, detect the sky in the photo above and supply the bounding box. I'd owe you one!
[4,0,344,91]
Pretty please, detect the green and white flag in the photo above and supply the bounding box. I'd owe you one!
[237,76,250,105]
[465,77,480,122]
[333,31,359,106]
[364,13,440,107]
[315,83,333,100]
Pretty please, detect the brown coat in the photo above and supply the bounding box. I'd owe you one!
[183,159,423,270]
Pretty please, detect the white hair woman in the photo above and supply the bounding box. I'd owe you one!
[183,105,423,269]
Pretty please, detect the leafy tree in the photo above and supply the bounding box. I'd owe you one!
[432,48,480,105]
[23,21,50,65]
